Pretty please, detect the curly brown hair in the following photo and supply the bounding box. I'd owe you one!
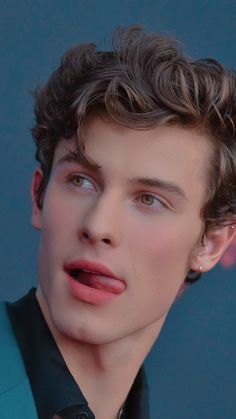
[31,26,236,283]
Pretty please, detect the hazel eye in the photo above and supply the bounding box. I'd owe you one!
[141,194,155,205]
[71,176,83,187]
[138,193,165,209]
[67,174,95,190]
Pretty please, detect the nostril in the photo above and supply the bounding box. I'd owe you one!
[81,231,89,240]
[79,230,113,246]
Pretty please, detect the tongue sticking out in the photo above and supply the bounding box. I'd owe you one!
[70,269,125,294]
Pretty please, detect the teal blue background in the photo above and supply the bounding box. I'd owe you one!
[0,1,236,417]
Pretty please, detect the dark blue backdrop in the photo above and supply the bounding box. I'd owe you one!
[1,1,236,418]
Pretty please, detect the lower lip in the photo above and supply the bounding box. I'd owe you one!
[66,273,125,305]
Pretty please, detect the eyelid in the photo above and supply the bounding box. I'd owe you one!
[137,191,171,208]
[66,172,98,189]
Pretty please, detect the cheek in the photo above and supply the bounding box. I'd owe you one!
[43,189,70,224]
[38,195,76,265]
[128,218,193,264]
[126,218,199,299]
[41,187,81,237]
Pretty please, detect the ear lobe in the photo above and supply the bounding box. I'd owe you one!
[31,168,43,230]
[191,224,236,273]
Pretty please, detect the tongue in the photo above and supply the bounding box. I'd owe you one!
[77,271,125,294]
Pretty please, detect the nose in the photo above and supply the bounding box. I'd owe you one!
[78,191,122,248]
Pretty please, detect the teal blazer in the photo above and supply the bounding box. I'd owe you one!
[0,302,38,418]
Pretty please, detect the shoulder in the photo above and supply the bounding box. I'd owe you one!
[0,301,27,394]
[0,302,38,417]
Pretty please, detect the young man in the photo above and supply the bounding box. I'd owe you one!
[1,26,236,419]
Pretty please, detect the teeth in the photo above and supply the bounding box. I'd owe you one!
[68,268,101,279]
[82,269,98,274]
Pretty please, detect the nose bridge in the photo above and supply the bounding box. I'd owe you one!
[79,189,122,246]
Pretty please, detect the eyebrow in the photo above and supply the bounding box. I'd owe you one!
[56,151,186,199]
[128,177,187,199]
[56,150,100,171]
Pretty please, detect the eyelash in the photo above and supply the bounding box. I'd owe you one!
[135,193,166,210]
[66,174,167,210]
[66,174,96,190]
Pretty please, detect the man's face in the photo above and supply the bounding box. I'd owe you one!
[32,116,211,345]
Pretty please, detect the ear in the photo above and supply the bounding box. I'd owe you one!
[190,224,236,273]
[31,168,43,230]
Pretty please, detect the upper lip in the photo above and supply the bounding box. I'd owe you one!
[64,259,124,282]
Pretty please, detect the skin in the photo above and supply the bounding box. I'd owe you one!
[31,116,235,419]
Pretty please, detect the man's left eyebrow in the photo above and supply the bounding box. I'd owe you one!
[56,150,100,171]
[129,176,187,199]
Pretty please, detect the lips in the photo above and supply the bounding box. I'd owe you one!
[64,259,126,304]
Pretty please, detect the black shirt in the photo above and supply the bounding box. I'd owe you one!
[7,289,150,419]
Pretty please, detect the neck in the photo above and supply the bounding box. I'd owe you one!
[36,288,166,419]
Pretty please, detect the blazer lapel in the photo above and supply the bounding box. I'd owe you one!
[0,302,38,418]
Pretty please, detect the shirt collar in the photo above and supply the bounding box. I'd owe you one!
[8,288,149,419]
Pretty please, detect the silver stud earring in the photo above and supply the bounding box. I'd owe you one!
[199,264,204,273]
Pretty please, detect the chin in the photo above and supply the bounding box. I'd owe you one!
[48,309,103,344]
